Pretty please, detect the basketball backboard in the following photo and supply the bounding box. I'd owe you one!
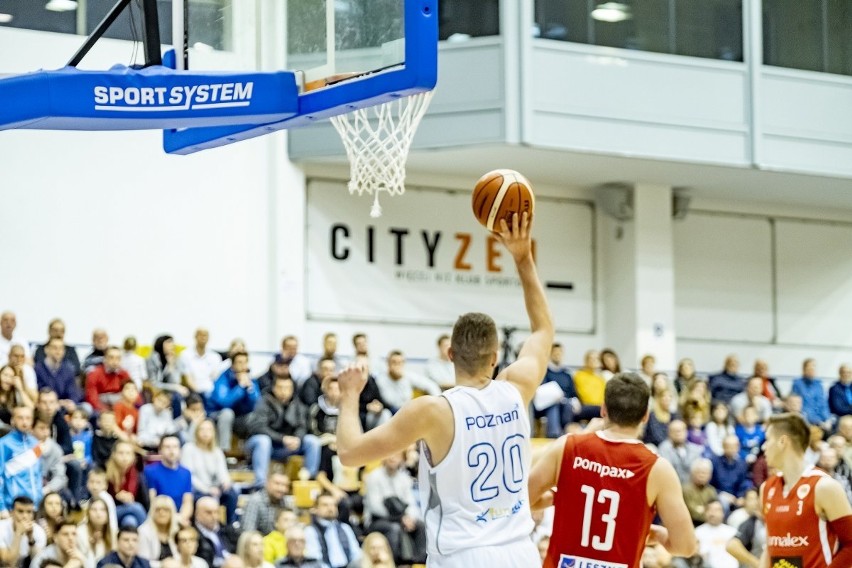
[163,0,437,154]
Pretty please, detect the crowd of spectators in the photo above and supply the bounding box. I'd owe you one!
[1,310,852,568]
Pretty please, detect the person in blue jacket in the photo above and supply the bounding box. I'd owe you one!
[0,405,43,515]
[206,351,259,452]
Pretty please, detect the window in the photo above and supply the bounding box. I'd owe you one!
[439,0,499,41]
[534,0,743,62]
[763,0,852,76]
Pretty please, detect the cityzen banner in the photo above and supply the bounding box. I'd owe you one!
[306,180,595,332]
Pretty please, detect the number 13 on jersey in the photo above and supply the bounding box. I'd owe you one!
[580,485,620,551]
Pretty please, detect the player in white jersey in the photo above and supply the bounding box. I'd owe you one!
[336,212,553,567]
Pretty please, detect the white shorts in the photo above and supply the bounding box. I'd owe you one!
[426,537,539,568]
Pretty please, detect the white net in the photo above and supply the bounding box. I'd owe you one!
[330,90,434,217]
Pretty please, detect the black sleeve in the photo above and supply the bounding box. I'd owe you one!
[53,412,73,455]
[735,516,756,550]
[299,376,322,407]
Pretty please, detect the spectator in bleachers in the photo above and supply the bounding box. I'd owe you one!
[36,492,66,545]
[30,520,86,568]
[791,358,832,431]
[350,532,396,568]
[0,406,43,514]
[710,435,752,515]
[0,364,35,425]
[97,526,150,568]
[351,333,369,360]
[683,459,717,526]
[572,350,606,407]
[0,495,46,568]
[363,453,426,566]
[37,388,73,457]
[193,496,238,568]
[705,402,735,457]
[115,381,141,438]
[86,468,119,538]
[652,373,678,412]
[93,411,128,467]
[425,334,454,389]
[679,376,710,420]
[643,387,678,447]
[299,358,336,409]
[256,356,291,395]
[0,311,31,365]
[730,376,772,424]
[241,472,294,536]
[374,351,440,415]
[804,423,827,465]
[304,493,361,568]
[207,351,259,452]
[684,410,709,448]
[536,343,580,438]
[262,509,296,564]
[828,433,852,468]
[726,486,760,529]
[276,525,322,568]
[784,393,804,415]
[217,339,247,376]
[694,500,738,568]
[308,377,352,505]
[144,435,194,527]
[106,441,149,528]
[33,417,70,503]
[725,488,766,566]
[86,346,131,413]
[36,338,82,412]
[675,357,700,396]
[320,333,341,369]
[138,391,178,449]
[237,531,273,568]
[179,329,222,398]
[817,446,852,503]
[77,497,114,567]
[753,359,784,411]
[734,406,765,463]
[657,419,704,484]
[122,337,149,391]
[175,526,208,568]
[69,409,94,498]
[34,319,81,376]
[353,356,391,432]
[638,354,656,385]
[83,329,110,375]
[829,363,852,419]
[8,344,37,402]
[181,419,237,525]
[708,355,744,405]
[245,374,320,488]
[599,348,621,381]
[138,495,180,568]
[280,336,313,388]
[148,336,188,418]
[175,394,206,444]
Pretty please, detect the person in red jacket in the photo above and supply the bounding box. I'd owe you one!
[86,346,131,412]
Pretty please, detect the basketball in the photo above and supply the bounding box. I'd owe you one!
[471,169,535,231]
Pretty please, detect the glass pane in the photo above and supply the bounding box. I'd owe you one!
[187,0,230,51]
[85,0,173,44]
[826,0,852,76]
[439,0,499,40]
[0,0,76,35]
[534,0,743,62]
[763,0,823,73]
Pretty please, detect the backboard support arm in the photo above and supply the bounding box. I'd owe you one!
[67,0,163,68]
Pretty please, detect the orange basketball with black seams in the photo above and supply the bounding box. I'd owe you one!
[472,169,535,231]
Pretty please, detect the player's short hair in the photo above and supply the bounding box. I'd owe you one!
[604,372,650,427]
[451,312,498,376]
[767,413,810,453]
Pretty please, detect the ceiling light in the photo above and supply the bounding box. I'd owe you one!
[0,13,13,24]
[45,0,78,12]
[591,2,632,23]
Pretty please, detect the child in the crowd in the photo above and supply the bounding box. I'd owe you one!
[70,407,95,467]
[175,392,206,444]
[735,405,765,464]
[86,466,119,537]
[137,390,178,449]
[262,509,298,563]
[685,408,709,448]
[113,380,140,437]
[93,410,129,467]
[704,402,735,457]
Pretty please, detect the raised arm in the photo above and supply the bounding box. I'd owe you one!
[494,213,555,405]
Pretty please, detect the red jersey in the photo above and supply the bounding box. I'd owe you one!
[545,431,658,568]
[762,466,838,568]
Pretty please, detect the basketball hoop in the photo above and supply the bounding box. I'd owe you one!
[330,90,433,218]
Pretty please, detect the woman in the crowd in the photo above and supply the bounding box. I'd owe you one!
[704,401,735,456]
[0,364,34,425]
[138,495,181,568]
[106,440,149,528]
[643,386,678,447]
[77,498,115,566]
[146,334,186,416]
[180,419,238,524]
[599,348,621,381]
[674,357,701,395]
[174,526,208,568]
[237,531,274,568]
[679,377,711,421]
[348,532,396,568]
[36,492,66,544]
[651,372,678,412]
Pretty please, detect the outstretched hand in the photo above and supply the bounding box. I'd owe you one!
[494,212,533,263]
[338,362,368,400]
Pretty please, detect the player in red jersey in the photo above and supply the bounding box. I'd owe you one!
[760,413,852,568]
[529,373,697,568]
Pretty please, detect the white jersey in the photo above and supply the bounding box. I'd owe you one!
[419,380,536,562]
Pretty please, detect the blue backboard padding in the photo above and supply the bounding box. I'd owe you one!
[0,65,298,131]
[162,0,438,155]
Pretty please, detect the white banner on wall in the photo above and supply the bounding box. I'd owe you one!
[305,180,595,333]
